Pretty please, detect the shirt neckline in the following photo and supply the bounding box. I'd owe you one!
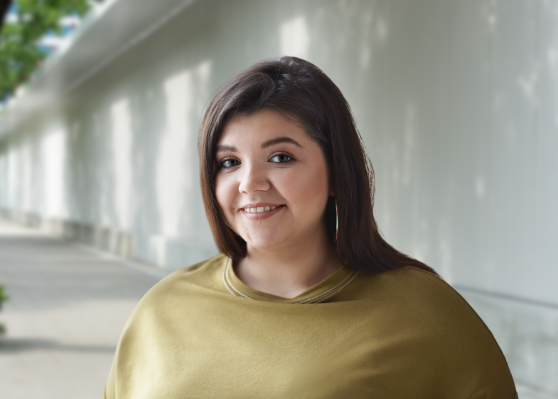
[221,257,359,304]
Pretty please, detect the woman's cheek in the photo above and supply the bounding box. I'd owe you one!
[215,175,236,218]
[298,164,329,203]
[274,170,301,200]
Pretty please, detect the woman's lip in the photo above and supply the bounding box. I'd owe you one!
[241,205,285,220]
[240,203,283,210]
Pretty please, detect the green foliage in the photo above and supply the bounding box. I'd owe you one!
[0,283,8,308]
[0,0,95,99]
[0,284,8,335]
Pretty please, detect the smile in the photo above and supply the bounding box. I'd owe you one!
[240,205,285,220]
[243,206,279,213]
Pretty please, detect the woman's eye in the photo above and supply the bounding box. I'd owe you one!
[220,159,239,168]
[270,154,293,163]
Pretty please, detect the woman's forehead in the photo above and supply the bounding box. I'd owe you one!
[218,109,309,148]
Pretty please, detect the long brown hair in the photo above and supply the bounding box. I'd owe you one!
[199,56,436,275]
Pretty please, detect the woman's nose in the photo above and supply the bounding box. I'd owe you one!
[238,163,271,194]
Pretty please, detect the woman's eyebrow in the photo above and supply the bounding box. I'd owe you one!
[216,137,303,153]
[261,136,304,149]
[216,144,237,153]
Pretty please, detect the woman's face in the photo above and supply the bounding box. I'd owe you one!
[215,109,332,252]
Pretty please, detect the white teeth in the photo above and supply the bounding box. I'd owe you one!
[244,205,280,213]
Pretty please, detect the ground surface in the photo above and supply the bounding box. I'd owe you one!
[0,220,164,399]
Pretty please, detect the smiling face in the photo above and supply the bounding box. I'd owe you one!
[215,109,332,252]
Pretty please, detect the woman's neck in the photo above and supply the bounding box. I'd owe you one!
[234,230,343,299]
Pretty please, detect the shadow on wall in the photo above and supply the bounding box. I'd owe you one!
[66,58,217,268]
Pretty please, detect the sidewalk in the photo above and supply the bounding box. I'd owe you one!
[0,220,164,399]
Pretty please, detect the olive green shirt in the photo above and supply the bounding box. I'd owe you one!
[104,254,517,398]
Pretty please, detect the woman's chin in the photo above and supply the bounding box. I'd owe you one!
[246,240,282,251]
[245,233,289,252]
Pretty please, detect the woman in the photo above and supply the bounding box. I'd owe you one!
[104,57,517,398]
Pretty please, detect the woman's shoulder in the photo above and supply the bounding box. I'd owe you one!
[136,253,229,305]
[359,265,477,313]
[354,265,508,354]
[386,265,462,301]
[361,265,494,332]
[357,265,516,391]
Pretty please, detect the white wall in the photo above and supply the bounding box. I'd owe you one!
[1,0,557,394]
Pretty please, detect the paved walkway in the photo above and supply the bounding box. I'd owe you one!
[0,220,164,399]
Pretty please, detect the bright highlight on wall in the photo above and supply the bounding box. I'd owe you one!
[42,128,67,218]
[110,98,133,230]
[280,16,310,58]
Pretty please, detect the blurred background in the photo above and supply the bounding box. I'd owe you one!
[0,0,557,398]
